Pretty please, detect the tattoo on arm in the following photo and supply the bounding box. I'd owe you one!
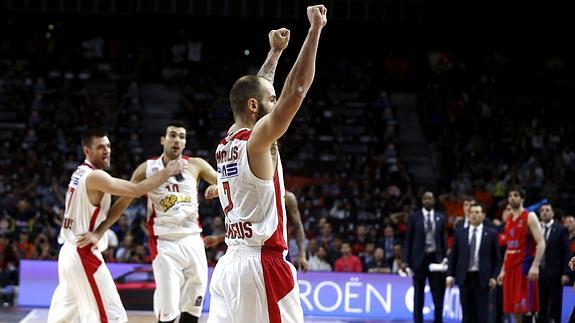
[258,60,277,83]
[257,50,280,84]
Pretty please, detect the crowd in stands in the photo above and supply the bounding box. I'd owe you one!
[1,19,574,310]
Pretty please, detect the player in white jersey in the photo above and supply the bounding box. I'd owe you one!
[78,121,219,323]
[208,6,327,323]
[48,128,183,323]
[204,190,309,272]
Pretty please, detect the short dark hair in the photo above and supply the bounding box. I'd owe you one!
[507,185,526,199]
[469,202,485,213]
[81,128,108,148]
[165,120,187,131]
[229,75,264,116]
[165,120,188,129]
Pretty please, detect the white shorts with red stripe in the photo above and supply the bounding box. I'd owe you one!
[152,233,208,321]
[48,242,127,323]
[207,245,304,323]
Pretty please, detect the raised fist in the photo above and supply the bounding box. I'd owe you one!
[269,28,290,51]
[307,5,327,30]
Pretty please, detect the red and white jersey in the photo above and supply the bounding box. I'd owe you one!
[215,129,288,253]
[60,160,110,251]
[146,155,201,239]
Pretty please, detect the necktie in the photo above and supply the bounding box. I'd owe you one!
[426,213,433,233]
[469,228,477,270]
[424,213,432,250]
[544,225,549,241]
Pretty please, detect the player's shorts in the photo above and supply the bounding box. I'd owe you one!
[48,242,127,323]
[207,245,304,323]
[153,233,208,321]
[503,265,539,314]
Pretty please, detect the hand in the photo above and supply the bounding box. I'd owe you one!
[269,28,290,51]
[497,270,504,285]
[562,274,571,285]
[165,159,186,177]
[489,278,497,289]
[307,5,327,30]
[204,184,219,200]
[569,256,575,271]
[527,265,539,281]
[298,254,309,273]
[77,232,102,248]
[204,235,223,248]
[446,276,455,288]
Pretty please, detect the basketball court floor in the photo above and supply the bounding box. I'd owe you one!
[0,308,417,323]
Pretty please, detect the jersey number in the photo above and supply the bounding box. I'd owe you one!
[165,184,179,192]
[222,181,233,216]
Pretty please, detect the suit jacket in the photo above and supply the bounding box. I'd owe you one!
[541,222,571,278]
[448,226,501,288]
[402,209,447,272]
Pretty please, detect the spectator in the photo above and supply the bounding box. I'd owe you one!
[308,246,332,272]
[366,247,391,273]
[334,243,363,272]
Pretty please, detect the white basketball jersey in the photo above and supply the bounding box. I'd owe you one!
[145,155,201,239]
[215,129,288,252]
[60,160,110,251]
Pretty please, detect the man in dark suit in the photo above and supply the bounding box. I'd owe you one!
[454,196,493,231]
[402,191,447,323]
[447,203,501,323]
[538,203,571,323]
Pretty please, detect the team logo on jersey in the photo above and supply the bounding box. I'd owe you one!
[507,239,519,249]
[517,220,524,227]
[217,162,238,179]
[152,167,159,174]
[159,194,192,212]
[70,169,86,186]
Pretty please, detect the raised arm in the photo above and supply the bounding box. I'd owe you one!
[285,191,309,272]
[248,5,327,156]
[86,159,182,198]
[257,28,290,83]
[77,162,147,247]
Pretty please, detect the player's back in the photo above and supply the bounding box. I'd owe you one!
[215,129,288,252]
[60,161,110,250]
